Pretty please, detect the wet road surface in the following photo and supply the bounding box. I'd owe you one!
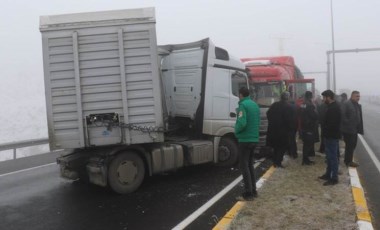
[0,154,270,230]
[355,102,380,229]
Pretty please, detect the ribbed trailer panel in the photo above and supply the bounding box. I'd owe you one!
[40,8,164,149]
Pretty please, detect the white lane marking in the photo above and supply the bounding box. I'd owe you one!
[348,167,374,230]
[255,170,271,189]
[172,160,263,230]
[357,220,374,230]
[349,168,362,189]
[0,163,56,178]
[358,134,380,176]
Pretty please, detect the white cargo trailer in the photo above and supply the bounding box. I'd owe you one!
[40,8,249,194]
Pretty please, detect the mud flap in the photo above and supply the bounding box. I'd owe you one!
[86,157,107,187]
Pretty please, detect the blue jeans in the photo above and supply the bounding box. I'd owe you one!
[324,138,339,180]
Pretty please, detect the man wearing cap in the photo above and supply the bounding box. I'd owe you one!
[319,90,341,186]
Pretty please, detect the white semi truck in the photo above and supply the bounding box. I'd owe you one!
[40,8,248,194]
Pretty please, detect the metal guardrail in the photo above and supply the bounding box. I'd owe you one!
[0,138,49,160]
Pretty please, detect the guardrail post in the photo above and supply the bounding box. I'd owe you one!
[0,138,50,161]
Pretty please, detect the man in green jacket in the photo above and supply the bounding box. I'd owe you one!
[235,87,260,201]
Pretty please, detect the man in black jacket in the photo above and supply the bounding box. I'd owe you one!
[319,90,341,186]
[341,91,364,167]
[300,91,319,165]
[266,92,293,168]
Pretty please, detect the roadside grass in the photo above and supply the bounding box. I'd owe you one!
[229,152,358,230]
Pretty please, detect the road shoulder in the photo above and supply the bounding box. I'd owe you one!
[215,154,371,229]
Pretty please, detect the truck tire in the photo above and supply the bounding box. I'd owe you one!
[108,151,145,194]
[217,138,238,166]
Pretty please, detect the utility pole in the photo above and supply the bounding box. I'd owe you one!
[271,35,291,55]
[330,0,337,92]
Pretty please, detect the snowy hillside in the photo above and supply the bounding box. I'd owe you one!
[0,76,48,160]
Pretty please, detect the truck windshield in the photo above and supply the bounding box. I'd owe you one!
[231,71,248,97]
[287,82,313,101]
[250,83,282,107]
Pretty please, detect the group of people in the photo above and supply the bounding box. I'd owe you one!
[234,87,364,201]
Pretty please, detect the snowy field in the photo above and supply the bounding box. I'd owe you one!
[0,92,49,161]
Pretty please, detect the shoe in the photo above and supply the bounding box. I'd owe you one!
[318,174,330,180]
[302,160,315,166]
[273,164,285,168]
[323,179,338,186]
[252,191,258,198]
[236,192,255,201]
[346,162,359,167]
[236,196,252,201]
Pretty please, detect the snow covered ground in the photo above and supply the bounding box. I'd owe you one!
[0,91,48,161]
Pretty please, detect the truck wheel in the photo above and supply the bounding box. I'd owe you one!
[108,152,145,194]
[217,138,238,166]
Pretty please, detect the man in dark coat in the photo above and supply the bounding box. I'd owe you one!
[319,90,341,186]
[287,100,298,159]
[316,97,327,153]
[340,91,364,167]
[266,91,293,168]
[300,91,319,165]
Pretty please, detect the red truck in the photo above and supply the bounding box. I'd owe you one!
[241,56,315,107]
[241,56,315,157]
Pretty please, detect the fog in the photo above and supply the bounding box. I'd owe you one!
[1,0,380,144]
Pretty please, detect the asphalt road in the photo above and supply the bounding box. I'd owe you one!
[2,102,379,230]
[0,152,270,230]
[355,101,380,229]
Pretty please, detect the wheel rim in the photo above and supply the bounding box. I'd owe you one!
[117,160,138,185]
[218,145,231,162]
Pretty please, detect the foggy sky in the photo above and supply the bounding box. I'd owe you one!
[1,0,380,142]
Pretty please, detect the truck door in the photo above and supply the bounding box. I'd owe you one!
[206,69,245,120]
[230,71,249,118]
[202,68,248,136]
